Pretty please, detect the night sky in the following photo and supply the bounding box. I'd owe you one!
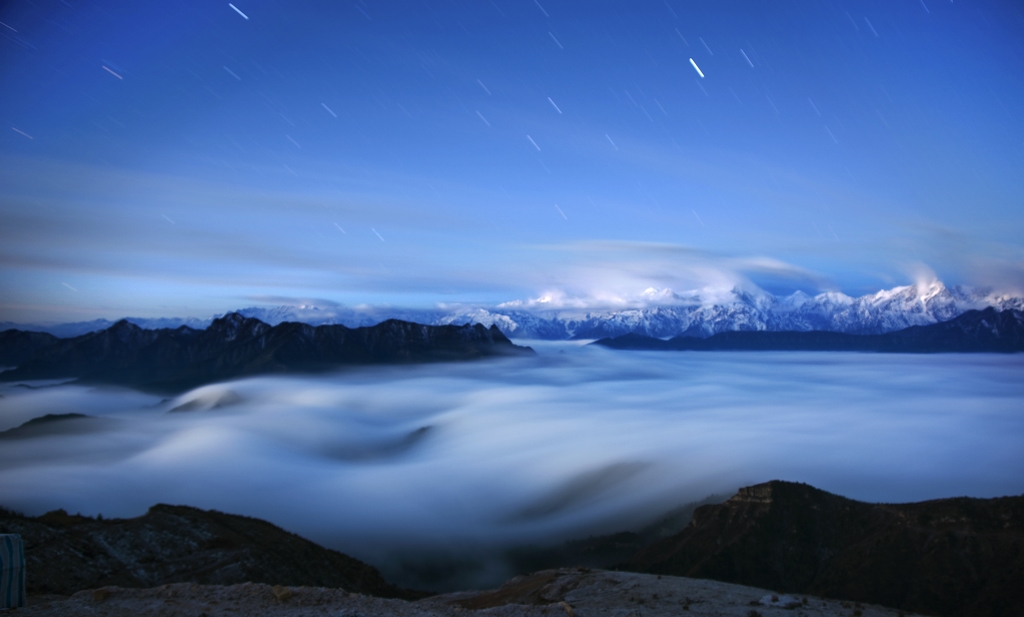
[2,0,1022,322]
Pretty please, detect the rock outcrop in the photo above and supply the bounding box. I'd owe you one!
[0,505,422,600]
[623,481,1024,617]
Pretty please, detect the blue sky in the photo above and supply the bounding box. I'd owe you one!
[1,0,1022,321]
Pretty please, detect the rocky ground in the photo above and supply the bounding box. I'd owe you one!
[0,504,417,600]
[15,568,919,617]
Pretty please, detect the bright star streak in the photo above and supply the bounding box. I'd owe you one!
[228,3,249,20]
[689,58,705,78]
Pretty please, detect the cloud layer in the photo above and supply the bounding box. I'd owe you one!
[2,348,1022,589]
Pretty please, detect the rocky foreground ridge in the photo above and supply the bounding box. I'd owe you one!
[15,571,920,617]
[0,313,532,392]
[4,481,1022,616]
[623,481,1024,617]
[0,504,420,600]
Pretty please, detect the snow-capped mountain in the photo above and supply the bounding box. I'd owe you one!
[227,282,1020,341]
[431,282,1023,340]
[6,282,1022,341]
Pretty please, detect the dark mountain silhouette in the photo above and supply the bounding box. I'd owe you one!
[0,504,425,600]
[5,483,1023,613]
[622,481,1024,617]
[0,330,59,367]
[593,308,1024,353]
[0,313,533,392]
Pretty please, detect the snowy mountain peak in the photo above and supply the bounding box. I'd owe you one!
[466,282,1021,339]
[13,283,1024,342]
[915,279,948,302]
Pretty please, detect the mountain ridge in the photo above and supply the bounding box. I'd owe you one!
[4,281,1021,340]
[0,313,533,392]
[591,308,1024,353]
[621,480,1024,617]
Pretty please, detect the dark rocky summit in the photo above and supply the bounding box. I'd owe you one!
[0,329,59,367]
[622,481,1024,617]
[0,313,533,392]
[594,308,1024,353]
[0,504,424,600]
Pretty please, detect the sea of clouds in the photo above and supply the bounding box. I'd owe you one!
[1,344,1023,589]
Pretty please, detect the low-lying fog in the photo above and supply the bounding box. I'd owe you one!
[2,345,1023,590]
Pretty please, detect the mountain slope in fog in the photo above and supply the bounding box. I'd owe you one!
[593,308,1024,353]
[0,313,533,392]
[0,505,423,600]
[623,481,1024,617]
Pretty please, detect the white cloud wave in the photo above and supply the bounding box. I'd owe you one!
[1,350,1022,590]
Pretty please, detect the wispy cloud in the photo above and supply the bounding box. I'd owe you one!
[498,240,835,309]
[241,295,345,308]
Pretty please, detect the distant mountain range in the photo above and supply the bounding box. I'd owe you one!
[0,316,213,339]
[0,313,532,392]
[594,308,1024,353]
[2,303,1019,395]
[3,282,1022,340]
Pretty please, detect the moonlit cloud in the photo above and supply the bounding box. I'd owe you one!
[497,241,834,309]
[0,159,844,318]
[2,350,1022,590]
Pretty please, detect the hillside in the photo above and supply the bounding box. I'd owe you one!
[0,313,533,392]
[0,504,422,600]
[623,481,1024,617]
